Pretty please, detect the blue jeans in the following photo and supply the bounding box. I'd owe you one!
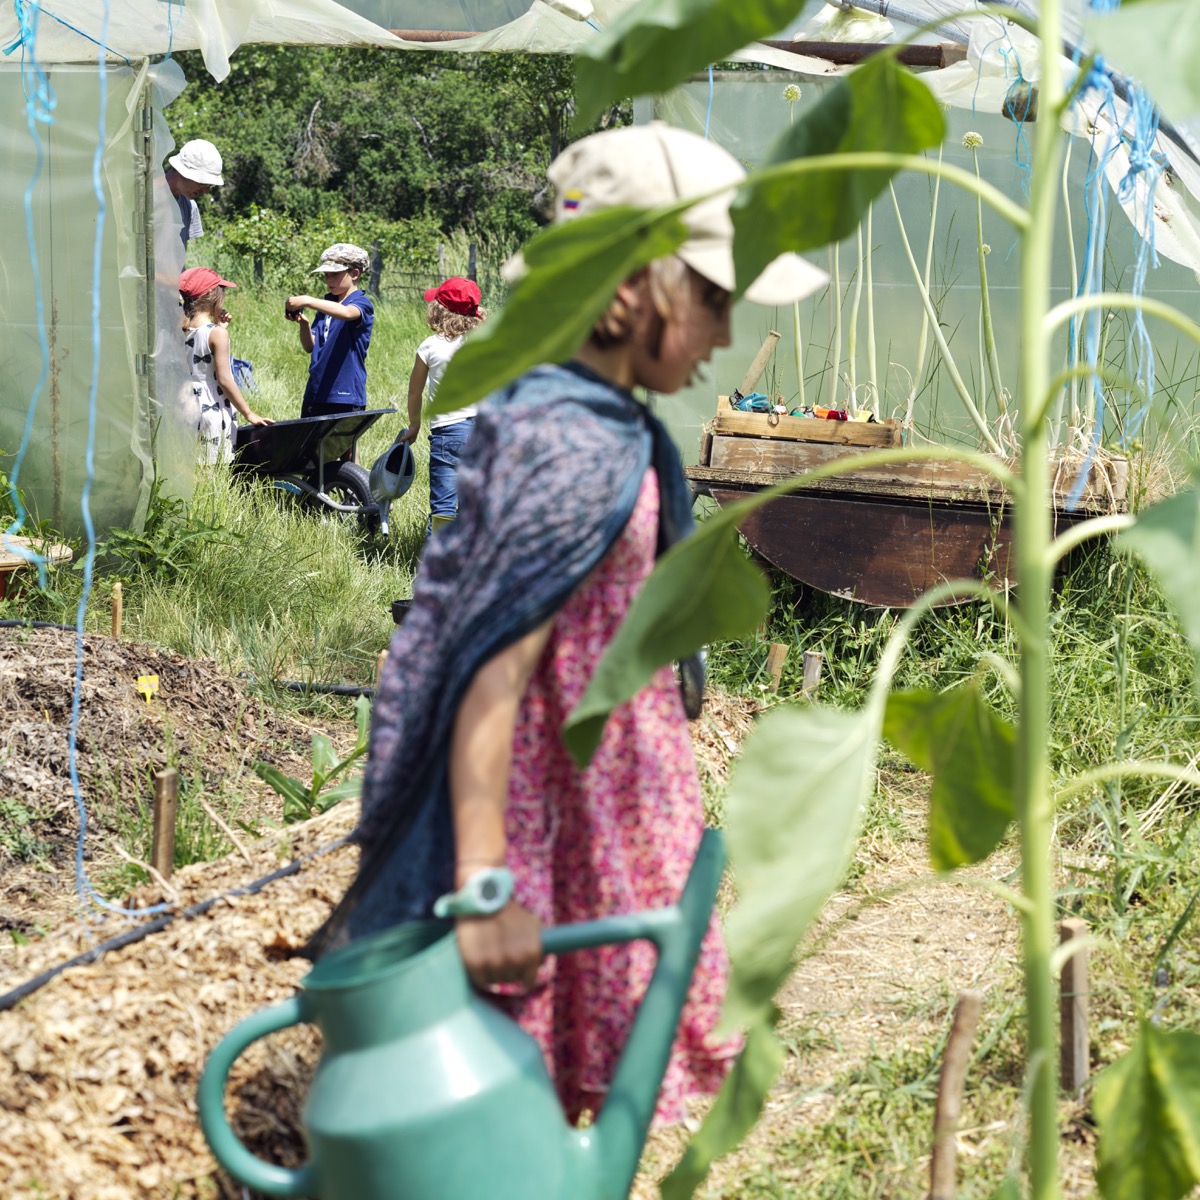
[428,419,474,520]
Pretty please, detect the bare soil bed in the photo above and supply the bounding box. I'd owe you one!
[0,627,334,945]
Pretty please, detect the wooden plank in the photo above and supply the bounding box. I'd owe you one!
[930,991,983,1200]
[0,534,73,572]
[151,768,179,880]
[1058,918,1090,1092]
[712,488,1019,608]
[701,438,1127,512]
[760,39,969,68]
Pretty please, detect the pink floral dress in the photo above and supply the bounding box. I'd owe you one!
[492,469,737,1125]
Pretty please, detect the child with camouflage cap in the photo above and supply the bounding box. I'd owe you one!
[287,243,375,417]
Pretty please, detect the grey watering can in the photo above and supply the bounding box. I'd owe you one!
[198,829,724,1200]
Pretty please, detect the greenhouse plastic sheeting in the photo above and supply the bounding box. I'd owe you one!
[0,59,194,538]
[642,71,1200,463]
[0,0,403,81]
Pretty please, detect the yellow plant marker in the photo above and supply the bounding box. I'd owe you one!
[136,674,159,706]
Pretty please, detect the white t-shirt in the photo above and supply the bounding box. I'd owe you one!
[419,333,477,428]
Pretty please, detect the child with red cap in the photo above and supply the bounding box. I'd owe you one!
[400,277,487,532]
[179,267,270,464]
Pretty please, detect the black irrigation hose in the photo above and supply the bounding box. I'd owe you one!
[0,836,350,1014]
[260,678,376,699]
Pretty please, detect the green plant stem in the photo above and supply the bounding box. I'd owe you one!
[1017,0,1066,1191]
[1051,135,1079,448]
[974,147,1006,417]
[792,301,806,408]
[835,243,844,408]
[866,205,879,413]
[1045,292,1200,348]
[889,185,1004,456]
[848,226,864,405]
[915,148,943,387]
[1044,513,1136,567]
[1055,759,1200,801]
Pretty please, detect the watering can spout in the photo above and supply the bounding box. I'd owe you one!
[548,829,725,1198]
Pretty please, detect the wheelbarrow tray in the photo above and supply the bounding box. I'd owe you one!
[234,409,395,476]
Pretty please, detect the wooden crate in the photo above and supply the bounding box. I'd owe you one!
[697,398,1127,515]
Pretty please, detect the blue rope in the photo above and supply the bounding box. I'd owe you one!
[1068,59,1118,508]
[57,0,172,920]
[1065,0,1164,505]
[4,1,131,66]
[704,64,714,139]
[1114,82,1164,445]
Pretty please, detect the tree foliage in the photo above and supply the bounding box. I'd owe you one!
[169,48,629,252]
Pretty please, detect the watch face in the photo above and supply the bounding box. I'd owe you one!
[479,878,500,904]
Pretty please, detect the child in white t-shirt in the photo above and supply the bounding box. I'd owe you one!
[401,277,486,530]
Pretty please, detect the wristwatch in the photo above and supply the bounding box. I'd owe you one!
[433,866,515,919]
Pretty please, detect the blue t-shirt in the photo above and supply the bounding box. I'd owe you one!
[177,194,203,246]
[303,289,374,411]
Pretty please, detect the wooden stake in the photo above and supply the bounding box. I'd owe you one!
[377,648,388,682]
[151,767,178,881]
[1058,918,1090,1092]
[765,643,789,691]
[801,650,824,698]
[930,990,982,1200]
[111,582,123,639]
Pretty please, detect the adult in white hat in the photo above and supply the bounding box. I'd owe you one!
[340,124,828,1126]
[165,139,224,248]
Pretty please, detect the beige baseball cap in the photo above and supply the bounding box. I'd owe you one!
[547,122,828,306]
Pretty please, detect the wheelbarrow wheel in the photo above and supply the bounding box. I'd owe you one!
[324,462,379,533]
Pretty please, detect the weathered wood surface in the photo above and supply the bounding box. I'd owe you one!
[698,437,1128,513]
[707,486,1095,608]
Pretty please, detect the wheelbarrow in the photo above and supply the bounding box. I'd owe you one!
[233,408,396,532]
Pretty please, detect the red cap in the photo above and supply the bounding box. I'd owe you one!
[424,277,481,316]
[180,266,237,298]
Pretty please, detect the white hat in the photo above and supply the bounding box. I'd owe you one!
[312,243,370,274]
[168,139,224,187]
[547,122,828,306]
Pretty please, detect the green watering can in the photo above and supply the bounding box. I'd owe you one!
[198,829,724,1200]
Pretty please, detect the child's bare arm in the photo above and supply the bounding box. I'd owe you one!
[209,327,271,427]
[402,355,428,444]
[287,294,362,323]
[448,619,554,988]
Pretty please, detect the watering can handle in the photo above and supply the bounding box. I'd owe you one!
[539,828,723,960]
[197,995,318,1198]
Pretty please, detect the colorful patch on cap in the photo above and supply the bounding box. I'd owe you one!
[562,188,584,212]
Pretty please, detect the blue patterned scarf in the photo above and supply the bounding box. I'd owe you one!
[309,361,698,952]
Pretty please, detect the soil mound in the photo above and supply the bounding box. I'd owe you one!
[0,627,324,944]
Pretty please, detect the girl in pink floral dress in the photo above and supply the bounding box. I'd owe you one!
[344,122,827,1126]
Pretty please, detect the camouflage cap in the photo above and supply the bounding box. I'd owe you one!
[312,242,370,274]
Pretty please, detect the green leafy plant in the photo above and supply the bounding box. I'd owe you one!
[90,478,241,584]
[429,2,1200,1197]
[254,694,371,824]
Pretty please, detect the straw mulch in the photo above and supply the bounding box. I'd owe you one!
[1,803,359,1200]
[0,692,760,1200]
